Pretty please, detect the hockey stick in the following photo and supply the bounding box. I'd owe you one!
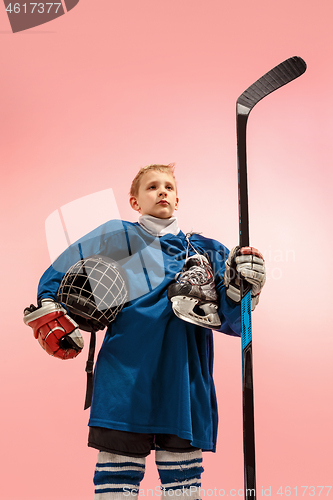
[236,56,307,500]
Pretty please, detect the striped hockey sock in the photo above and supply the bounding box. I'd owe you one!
[155,449,204,499]
[94,452,146,500]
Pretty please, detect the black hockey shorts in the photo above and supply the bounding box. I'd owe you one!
[88,427,199,458]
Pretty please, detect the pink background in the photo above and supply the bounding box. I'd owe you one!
[1,1,332,499]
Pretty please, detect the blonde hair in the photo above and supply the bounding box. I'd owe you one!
[130,163,176,197]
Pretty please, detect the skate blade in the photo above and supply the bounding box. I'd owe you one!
[170,296,221,330]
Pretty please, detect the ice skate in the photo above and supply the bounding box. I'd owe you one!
[167,253,221,330]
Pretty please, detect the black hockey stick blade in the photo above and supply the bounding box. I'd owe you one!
[237,55,307,247]
[237,56,307,115]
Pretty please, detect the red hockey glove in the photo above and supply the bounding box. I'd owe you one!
[23,299,84,360]
[224,246,266,311]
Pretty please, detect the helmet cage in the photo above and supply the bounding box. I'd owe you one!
[57,255,128,332]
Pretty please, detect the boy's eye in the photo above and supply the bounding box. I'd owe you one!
[147,184,173,190]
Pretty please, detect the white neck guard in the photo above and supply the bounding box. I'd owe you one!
[138,215,180,237]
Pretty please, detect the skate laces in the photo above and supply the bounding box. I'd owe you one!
[185,232,203,262]
[176,265,208,285]
[174,232,209,284]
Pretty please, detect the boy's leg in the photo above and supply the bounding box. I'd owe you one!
[89,428,154,500]
[94,451,146,500]
[155,437,204,500]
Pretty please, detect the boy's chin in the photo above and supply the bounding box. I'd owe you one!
[146,210,174,219]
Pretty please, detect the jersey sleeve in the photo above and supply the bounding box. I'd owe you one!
[37,220,131,302]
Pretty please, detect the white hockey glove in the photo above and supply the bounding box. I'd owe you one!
[224,246,266,311]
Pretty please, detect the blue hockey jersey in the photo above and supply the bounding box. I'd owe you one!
[38,220,241,451]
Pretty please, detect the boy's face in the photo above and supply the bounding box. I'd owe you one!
[130,170,179,219]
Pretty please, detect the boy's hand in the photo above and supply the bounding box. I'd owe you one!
[23,299,84,360]
[224,246,266,311]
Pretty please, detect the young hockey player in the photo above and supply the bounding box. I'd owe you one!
[24,164,266,500]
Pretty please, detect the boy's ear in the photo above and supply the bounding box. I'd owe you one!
[129,196,140,213]
[174,197,179,211]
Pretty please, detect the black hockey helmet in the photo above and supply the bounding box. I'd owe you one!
[57,255,129,332]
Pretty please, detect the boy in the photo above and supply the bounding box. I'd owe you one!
[24,164,266,499]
